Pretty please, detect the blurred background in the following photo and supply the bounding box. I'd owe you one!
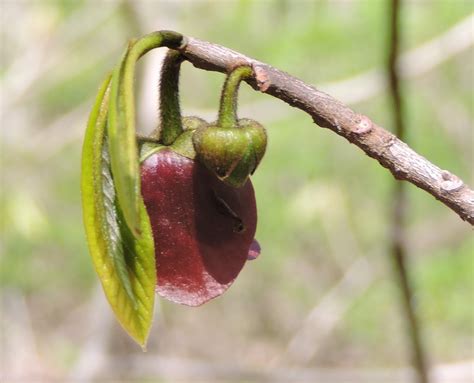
[1,1,473,382]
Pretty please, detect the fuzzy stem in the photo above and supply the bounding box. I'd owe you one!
[159,50,184,145]
[122,31,183,148]
[217,66,253,129]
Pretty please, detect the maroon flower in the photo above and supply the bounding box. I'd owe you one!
[141,149,260,306]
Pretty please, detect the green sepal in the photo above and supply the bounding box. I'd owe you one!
[193,125,248,178]
[141,116,207,162]
[81,74,156,348]
[139,142,166,163]
[172,116,208,159]
[169,130,196,159]
[192,118,267,188]
[192,65,267,187]
[182,116,208,132]
[238,118,267,173]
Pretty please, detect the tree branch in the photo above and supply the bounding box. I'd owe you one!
[177,36,474,225]
[387,1,429,382]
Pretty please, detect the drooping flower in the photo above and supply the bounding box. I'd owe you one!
[141,147,260,306]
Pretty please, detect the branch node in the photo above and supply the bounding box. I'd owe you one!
[230,58,252,72]
[440,170,464,192]
[253,65,270,92]
[352,114,373,134]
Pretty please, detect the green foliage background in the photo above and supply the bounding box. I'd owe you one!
[1,0,472,381]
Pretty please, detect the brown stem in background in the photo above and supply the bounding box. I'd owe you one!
[388,1,429,382]
[177,36,474,225]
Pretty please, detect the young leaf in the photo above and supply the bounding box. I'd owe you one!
[107,31,183,237]
[107,46,141,237]
[81,75,156,347]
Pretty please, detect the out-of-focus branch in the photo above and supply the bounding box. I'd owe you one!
[285,257,374,364]
[387,1,429,383]
[177,35,474,225]
[322,13,474,105]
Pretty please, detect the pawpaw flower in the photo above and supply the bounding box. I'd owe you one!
[138,58,265,307]
[141,148,260,306]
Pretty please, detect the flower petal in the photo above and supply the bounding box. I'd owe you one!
[141,149,257,306]
[247,239,261,260]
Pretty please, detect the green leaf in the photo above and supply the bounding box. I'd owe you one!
[107,31,184,237]
[107,46,141,237]
[81,74,156,347]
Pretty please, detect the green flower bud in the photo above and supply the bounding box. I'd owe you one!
[193,119,267,187]
[192,65,267,188]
